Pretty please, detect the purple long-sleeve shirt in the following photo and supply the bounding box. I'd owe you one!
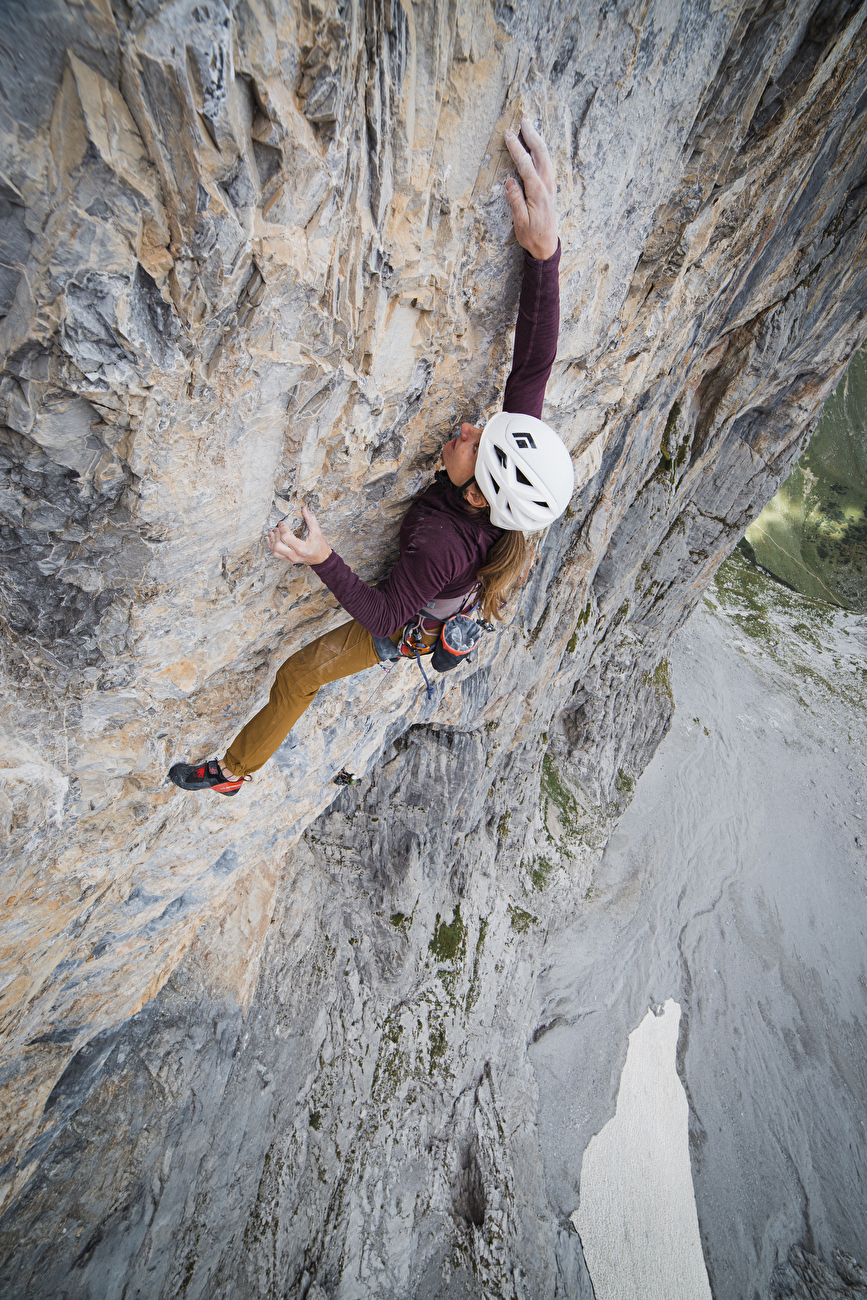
[311,242,561,637]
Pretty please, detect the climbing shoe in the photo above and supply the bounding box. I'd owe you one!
[168,759,249,796]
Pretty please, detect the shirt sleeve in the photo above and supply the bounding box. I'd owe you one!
[310,530,460,638]
[502,241,561,419]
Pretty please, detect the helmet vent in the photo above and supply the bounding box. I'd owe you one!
[513,432,537,450]
[515,467,532,486]
[489,473,501,494]
[495,445,508,468]
[534,500,548,509]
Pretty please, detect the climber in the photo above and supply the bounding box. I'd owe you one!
[169,118,575,796]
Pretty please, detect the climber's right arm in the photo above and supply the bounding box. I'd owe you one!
[504,117,558,261]
[501,119,561,420]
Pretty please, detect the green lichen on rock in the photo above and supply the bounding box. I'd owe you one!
[371,1014,409,1105]
[529,857,555,891]
[509,904,537,933]
[656,400,691,484]
[616,768,634,795]
[178,1250,198,1296]
[566,603,592,653]
[663,399,682,446]
[384,1018,403,1045]
[641,658,674,705]
[428,1018,447,1074]
[541,752,585,840]
[429,905,466,964]
[464,918,488,1014]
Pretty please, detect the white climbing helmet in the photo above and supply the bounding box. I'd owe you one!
[474,411,575,531]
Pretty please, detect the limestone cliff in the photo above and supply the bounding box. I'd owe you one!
[1,0,867,1295]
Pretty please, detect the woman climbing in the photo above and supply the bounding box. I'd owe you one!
[169,118,575,797]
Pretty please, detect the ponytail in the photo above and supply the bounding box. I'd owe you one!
[476,529,531,621]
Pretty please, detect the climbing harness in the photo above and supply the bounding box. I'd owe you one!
[394,583,492,696]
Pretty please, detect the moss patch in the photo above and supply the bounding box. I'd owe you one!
[509,904,537,933]
[566,603,592,653]
[641,657,674,705]
[657,400,690,484]
[541,752,585,841]
[429,905,466,964]
[428,1019,447,1073]
[615,768,634,795]
[530,857,555,891]
[464,918,488,1014]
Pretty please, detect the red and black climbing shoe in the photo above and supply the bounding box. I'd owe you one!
[168,759,249,796]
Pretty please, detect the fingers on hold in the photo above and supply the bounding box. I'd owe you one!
[521,116,550,158]
[520,118,555,186]
[505,129,532,167]
[511,141,536,179]
[520,116,544,146]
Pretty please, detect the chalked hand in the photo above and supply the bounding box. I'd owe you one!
[268,504,332,567]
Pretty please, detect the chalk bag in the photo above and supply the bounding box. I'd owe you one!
[431,614,483,673]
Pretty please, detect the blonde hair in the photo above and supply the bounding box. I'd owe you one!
[476,527,531,620]
[431,474,533,619]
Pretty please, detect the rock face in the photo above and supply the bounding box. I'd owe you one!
[1,0,867,1295]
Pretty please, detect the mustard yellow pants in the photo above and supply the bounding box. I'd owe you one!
[223,620,388,778]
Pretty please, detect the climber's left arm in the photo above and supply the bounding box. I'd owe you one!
[501,119,561,420]
[268,505,331,567]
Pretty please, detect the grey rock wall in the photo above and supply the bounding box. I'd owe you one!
[1,0,867,1295]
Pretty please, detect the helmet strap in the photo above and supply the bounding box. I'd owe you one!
[435,468,476,498]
